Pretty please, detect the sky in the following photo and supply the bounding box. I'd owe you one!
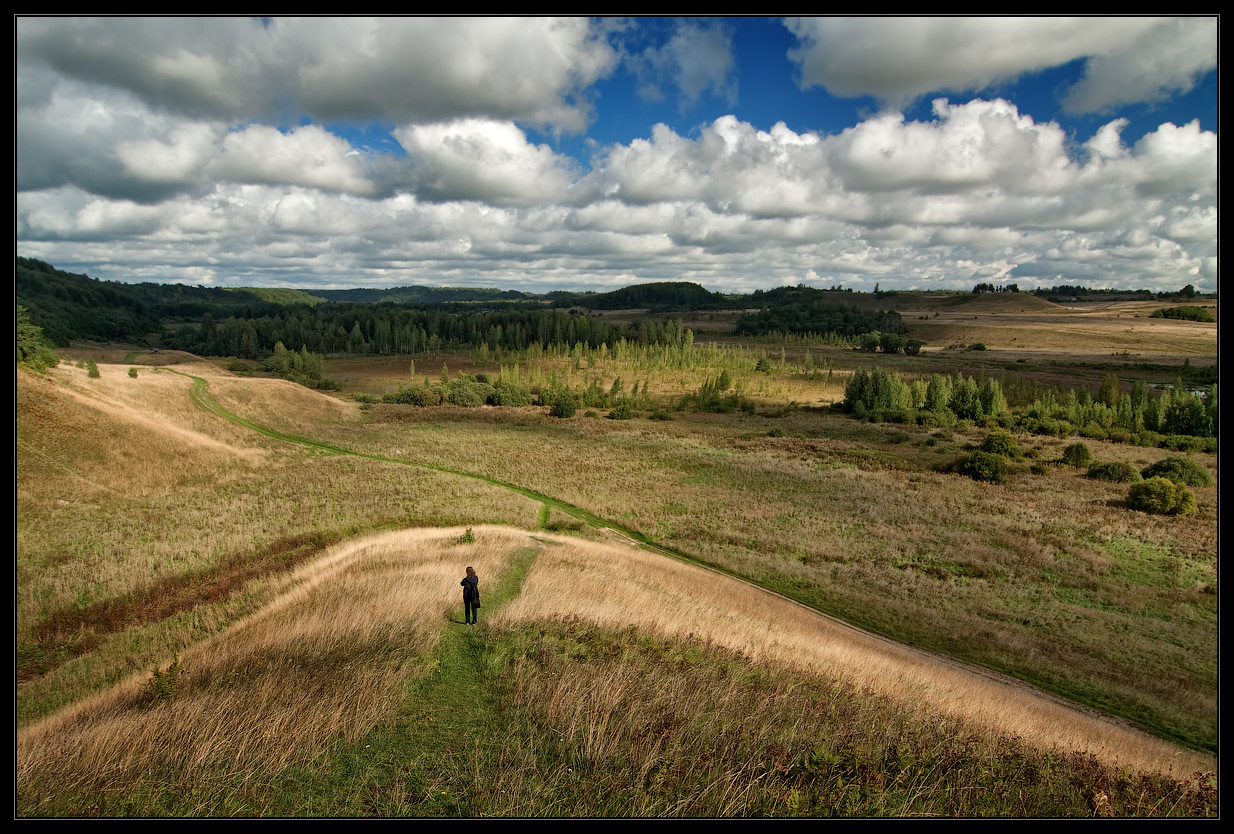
[15,16,1219,294]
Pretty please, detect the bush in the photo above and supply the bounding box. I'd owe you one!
[447,380,495,408]
[1126,477,1197,515]
[1161,434,1210,453]
[491,381,533,407]
[1140,456,1214,487]
[127,367,138,378]
[1086,461,1141,483]
[86,359,100,378]
[954,451,1008,484]
[1060,442,1092,469]
[903,339,923,356]
[608,402,636,420]
[981,431,1021,459]
[546,387,578,418]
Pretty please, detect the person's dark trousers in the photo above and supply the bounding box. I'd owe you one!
[465,599,478,624]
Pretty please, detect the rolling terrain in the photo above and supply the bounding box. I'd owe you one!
[16,335,1216,815]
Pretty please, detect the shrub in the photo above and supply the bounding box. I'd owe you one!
[608,402,636,420]
[648,408,672,421]
[316,376,340,391]
[1061,442,1092,469]
[447,380,495,408]
[403,385,444,407]
[1086,461,1141,483]
[546,387,578,418]
[226,358,253,372]
[1126,477,1197,515]
[1161,434,1210,453]
[954,451,1008,484]
[127,367,138,378]
[981,431,1021,459]
[879,332,905,353]
[1140,456,1213,487]
[86,359,100,378]
[491,381,533,407]
[903,339,923,356]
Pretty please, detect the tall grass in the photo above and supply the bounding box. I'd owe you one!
[17,527,515,816]
[492,534,1213,778]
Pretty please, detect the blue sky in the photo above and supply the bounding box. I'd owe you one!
[16,17,1218,293]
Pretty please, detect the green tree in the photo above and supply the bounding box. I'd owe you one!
[1061,442,1092,469]
[1097,374,1121,408]
[16,304,59,371]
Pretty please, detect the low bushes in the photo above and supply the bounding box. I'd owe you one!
[953,451,1008,484]
[1126,477,1197,516]
[1086,462,1141,483]
[1141,456,1213,487]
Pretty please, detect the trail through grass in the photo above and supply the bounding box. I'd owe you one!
[171,367,694,565]
[256,544,541,816]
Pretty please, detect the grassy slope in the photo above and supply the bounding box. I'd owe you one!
[15,335,1218,815]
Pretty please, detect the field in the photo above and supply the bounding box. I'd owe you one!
[15,295,1217,816]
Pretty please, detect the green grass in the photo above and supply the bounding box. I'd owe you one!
[147,618,1215,817]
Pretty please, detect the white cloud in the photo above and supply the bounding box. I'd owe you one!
[17,17,617,132]
[394,119,583,205]
[784,17,1214,113]
[213,124,377,196]
[1061,17,1217,114]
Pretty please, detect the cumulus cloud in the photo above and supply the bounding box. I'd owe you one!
[212,124,377,196]
[1061,17,1218,113]
[394,119,583,205]
[784,17,1214,113]
[16,17,617,132]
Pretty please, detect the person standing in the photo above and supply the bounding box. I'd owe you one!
[461,566,480,625]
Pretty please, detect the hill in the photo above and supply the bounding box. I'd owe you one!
[16,358,1216,815]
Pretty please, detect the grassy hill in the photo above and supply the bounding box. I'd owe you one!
[16,349,1217,816]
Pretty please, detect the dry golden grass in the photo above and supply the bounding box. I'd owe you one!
[492,532,1213,777]
[905,302,1217,356]
[17,363,270,503]
[17,526,514,814]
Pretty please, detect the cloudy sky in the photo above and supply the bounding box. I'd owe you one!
[16,16,1218,293]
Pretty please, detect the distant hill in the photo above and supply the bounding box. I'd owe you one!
[227,287,327,306]
[554,281,731,311]
[16,257,289,346]
[315,286,542,304]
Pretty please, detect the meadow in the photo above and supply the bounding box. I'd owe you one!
[15,295,1217,816]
